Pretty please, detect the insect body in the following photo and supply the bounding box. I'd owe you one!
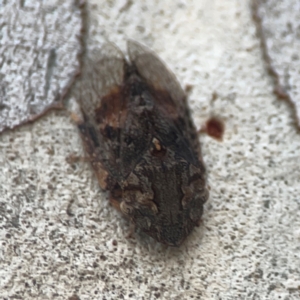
[74,40,209,246]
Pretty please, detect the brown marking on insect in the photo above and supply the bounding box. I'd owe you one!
[72,40,209,246]
[70,111,83,124]
[151,89,180,120]
[109,195,121,211]
[93,161,110,190]
[95,86,127,129]
[66,154,90,164]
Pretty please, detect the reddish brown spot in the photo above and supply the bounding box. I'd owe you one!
[109,190,122,211]
[109,198,121,211]
[95,86,127,128]
[205,117,225,141]
[94,162,109,190]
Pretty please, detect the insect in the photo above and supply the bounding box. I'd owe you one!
[72,40,209,246]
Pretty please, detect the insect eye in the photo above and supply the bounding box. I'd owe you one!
[151,138,166,157]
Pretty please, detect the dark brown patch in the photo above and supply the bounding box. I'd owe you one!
[95,86,127,128]
[205,117,225,141]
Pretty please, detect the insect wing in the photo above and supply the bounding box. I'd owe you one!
[127,40,186,115]
[78,43,125,118]
[127,40,202,161]
[75,43,127,182]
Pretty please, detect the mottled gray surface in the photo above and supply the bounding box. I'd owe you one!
[1,0,300,299]
[0,0,82,132]
[254,0,300,128]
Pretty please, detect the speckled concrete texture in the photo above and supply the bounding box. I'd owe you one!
[254,0,300,127]
[1,0,300,299]
[0,0,82,132]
